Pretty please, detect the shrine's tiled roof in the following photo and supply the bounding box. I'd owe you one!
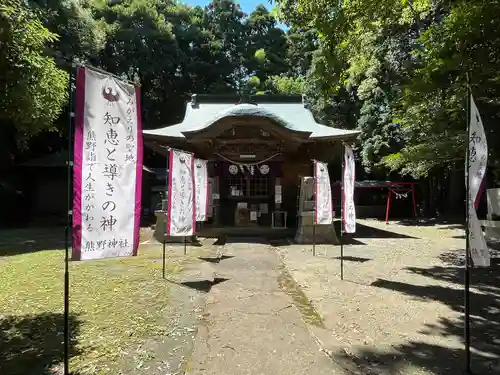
[143,94,360,140]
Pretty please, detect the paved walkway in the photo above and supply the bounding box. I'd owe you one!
[186,240,344,375]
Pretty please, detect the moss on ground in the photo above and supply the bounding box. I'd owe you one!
[0,228,204,375]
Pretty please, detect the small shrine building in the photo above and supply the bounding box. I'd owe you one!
[143,94,360,238]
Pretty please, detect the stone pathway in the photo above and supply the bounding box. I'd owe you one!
[185,240,344,375]
[276,220,500,375]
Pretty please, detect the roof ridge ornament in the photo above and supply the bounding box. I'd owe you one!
[190,94,198,107]
[302,94,310,109]
[236,95,258,106]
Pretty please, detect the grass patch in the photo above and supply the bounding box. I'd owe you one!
[0,228,205,375]
[277,264,325,328]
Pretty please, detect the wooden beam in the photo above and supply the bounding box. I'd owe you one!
[183,116,311,142]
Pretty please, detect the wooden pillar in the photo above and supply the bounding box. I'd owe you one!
[275,177,281,210]
[213,176,220,226]
[385,188,392,224]
[411,183,417,217]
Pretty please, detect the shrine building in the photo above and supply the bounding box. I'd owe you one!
[143,94,360,239]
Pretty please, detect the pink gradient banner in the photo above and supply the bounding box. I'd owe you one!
[72,67,143,261]
[166,150,195,236]
[314,160,333,225]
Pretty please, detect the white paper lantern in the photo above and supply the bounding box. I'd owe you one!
[259,164,269,175]
[229,164,238,175]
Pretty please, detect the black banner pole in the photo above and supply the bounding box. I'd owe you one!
[312,223,316,256]
[164,151,170,275]
[184,236,187,255]
[464,73,472,374]
[162,239,166,279]
[313,162,316,257]
[340,143,344,280]
[64,65,76,375]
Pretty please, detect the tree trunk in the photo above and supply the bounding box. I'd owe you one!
[446,163,462,216]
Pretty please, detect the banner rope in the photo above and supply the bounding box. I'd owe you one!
[389,188,411,199]
[214,152,281,166]
[166,146,194,155]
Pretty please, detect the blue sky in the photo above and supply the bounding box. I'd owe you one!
[181,0,288,29]
[183,0,275,16]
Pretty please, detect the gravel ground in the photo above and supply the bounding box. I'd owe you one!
[276,219,500,375]
[185,241,344,375]
[115,239,215,375]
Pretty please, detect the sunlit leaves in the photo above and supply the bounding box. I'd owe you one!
[266,75,307,94]
[274,0,500,179]
[0,0,68,142]
[254,48,266,62]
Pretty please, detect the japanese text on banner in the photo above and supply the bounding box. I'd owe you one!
[466,94,489,267]
[343,145,356,233]
[315,160,333,225]
[194,159,208,222]
[167,150,195,236]
[75,68,141,260]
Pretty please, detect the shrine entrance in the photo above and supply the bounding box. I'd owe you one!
[218,162,276,227]
[143,94,360,237]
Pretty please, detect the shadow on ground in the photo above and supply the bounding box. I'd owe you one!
[0,312,81,375]
[346,222,418,239]
[339,235,366,245]
[212,237,270,246]
[330,250,500,374]
[0,227,66,257]
[198,255,235,263]
[268,238,293,247]
[213,237,293,246]
[178,277,229,293]
[332,255,371,263]
[396,218,463,227]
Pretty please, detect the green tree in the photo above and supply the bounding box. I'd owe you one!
[1,0,322,164]
[96,0,198,126]
[266,75,306,94]
[244,5,289,88]
[29,0,106,66]
[382,0,500,179]
[202,0,250,92]
[0,0,68,142]
[274,0,500,214]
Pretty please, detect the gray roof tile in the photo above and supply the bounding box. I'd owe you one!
[143,99,360,140]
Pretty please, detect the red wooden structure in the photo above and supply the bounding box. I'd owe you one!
[332,180,417,223]
[384,182,417,224]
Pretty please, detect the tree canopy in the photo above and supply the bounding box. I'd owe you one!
[275,0,500,182]
[2,0,500,215]
[0,0,69,140]
[0,0,313,144]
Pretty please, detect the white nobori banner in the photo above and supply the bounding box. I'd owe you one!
[167,150,195,236]
[314,160,333,225]
[194,158,209,222]
[466,94,490,267]
[72,67,143,261]
[343,145,356,233]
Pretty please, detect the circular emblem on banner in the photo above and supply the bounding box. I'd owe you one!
[259,164,269,175]
[196,162,202,168]
[102,85,120,103]
[229,164,238,175]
